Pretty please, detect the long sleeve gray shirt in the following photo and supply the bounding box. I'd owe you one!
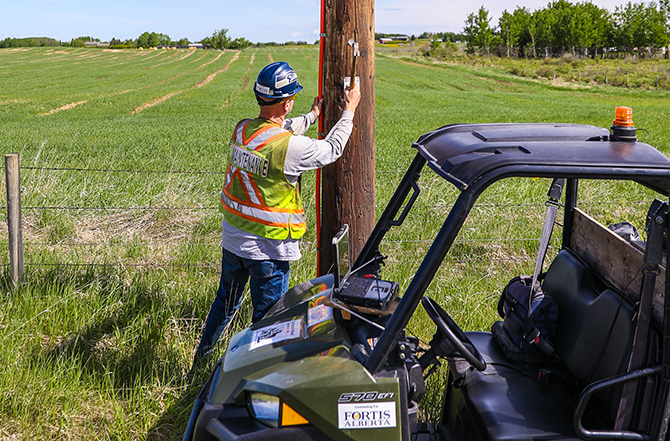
[222,109,355,261]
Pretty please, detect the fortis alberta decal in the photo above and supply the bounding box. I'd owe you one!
[337,402,396,429]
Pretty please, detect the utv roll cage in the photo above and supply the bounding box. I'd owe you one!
[353,123,670,432]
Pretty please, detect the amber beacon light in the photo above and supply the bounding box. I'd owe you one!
[610,106,637,142]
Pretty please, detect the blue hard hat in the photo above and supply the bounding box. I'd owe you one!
[254,61,303,99]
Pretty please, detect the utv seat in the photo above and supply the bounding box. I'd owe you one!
[443,249,638,441]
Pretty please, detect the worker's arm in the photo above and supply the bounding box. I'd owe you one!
[284,111,316,135]
[283,96,323,135]
[284,83,361,184]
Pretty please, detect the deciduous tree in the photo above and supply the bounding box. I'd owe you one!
[201,29,231,50]
[464,6,495,54]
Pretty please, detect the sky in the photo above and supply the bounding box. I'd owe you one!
[2,0,620,44]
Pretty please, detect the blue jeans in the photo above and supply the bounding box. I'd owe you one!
[195,249,290,360]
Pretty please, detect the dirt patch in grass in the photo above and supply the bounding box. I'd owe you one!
[190,51,208,64]
[0,423,22,441]
[550,79,593,89]
[41,100,87,116]
[76,209,202,245]
[13,206,210,267]
[131,91,183,114]
[0,99,29,105]
[178,51,195,61]
[194,52,239,88]
[196,51,241,87]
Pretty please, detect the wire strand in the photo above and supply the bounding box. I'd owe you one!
[19,166,225,175]
[0,200,654,213]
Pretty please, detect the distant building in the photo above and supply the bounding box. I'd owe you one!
[393,36,409,41]
[84,41,109,47]
[156,44,203,50]
[378,38,393,44]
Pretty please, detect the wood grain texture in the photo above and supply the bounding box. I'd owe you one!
[571,207,665,324]
[319,0,376,275]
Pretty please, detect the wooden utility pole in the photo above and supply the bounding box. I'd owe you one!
[319,0,375,275]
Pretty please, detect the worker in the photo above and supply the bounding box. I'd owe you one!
[193,61,361,364]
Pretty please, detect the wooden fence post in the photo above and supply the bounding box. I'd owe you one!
[5,153,24,286]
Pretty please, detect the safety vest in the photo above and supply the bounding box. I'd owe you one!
[220,118,306,240]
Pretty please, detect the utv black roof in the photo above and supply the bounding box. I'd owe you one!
[414,123,670,195]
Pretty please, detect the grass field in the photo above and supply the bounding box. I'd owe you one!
[1,46,670,439]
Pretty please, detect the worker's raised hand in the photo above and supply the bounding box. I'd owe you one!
[344,81,361,113]
[311,97,323,119]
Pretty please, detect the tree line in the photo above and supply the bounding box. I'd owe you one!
[463,0,670,58]
[0,29,252,50]
[0,37,61,48]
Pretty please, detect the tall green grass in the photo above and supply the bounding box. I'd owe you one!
[379,44,670,89]
[1,46,669,439]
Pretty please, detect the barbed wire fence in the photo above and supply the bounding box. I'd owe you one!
[1,158,654,284]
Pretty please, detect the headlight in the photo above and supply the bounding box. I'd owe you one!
[247,392,309,428]
[248,393,280,428]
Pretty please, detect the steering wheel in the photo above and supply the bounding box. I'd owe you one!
[421,296,486,371]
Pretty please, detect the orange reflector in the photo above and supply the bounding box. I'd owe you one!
[281,403,309,426]
[613,106,634,127]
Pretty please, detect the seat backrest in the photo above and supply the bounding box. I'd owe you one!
[542,250,635,419]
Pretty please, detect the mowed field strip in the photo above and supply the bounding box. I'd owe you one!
[0,47,248,118]
[131,51,241,114]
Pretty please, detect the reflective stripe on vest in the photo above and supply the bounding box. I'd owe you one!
[221,119,306,240]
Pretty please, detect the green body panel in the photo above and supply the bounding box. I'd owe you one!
[210,277,403,440]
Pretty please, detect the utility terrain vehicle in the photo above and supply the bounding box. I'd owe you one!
[184,114,670,441]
